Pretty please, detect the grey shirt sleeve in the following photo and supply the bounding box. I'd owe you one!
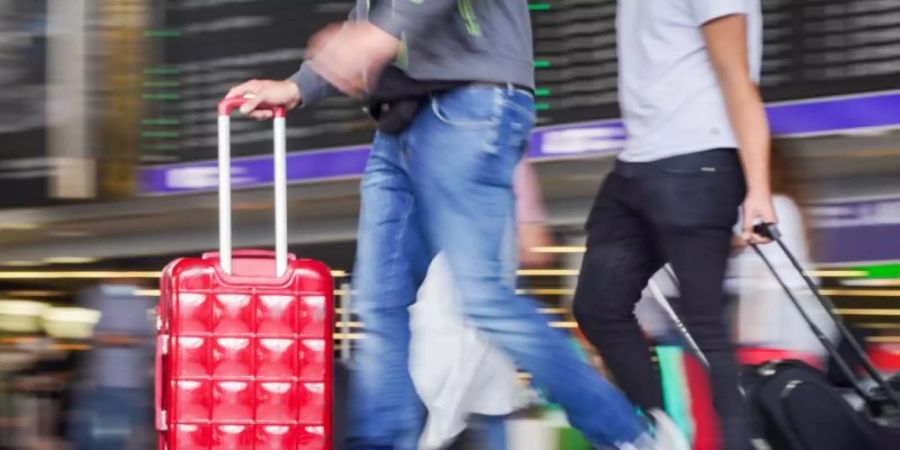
[288,0,459,106]
[369,0,459,40]
[288,62,335,108]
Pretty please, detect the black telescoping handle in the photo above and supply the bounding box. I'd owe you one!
[749,244,872,404]
[752,222,781,240]
[751,223,900,409]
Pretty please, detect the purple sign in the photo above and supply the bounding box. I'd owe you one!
[142,146,370,194]
[140,91,900,195]
[809,197,900,264]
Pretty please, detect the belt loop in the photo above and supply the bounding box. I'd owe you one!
[506,82,514,93]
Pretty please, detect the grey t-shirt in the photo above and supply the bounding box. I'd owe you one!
[291,0,535,107]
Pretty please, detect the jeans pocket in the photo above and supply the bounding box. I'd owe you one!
[486,94,535,156]
[430,88,501,128]
[650,171,744,229]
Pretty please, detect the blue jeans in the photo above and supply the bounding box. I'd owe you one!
[347,86,649,450]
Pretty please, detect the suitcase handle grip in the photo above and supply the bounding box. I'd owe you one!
[752,222,781,240]
[218,96,286,118]
[217,97,289,276]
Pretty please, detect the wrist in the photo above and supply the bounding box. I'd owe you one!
[284,79,302,107]
[746,188,771,199]
[745,180,771,197]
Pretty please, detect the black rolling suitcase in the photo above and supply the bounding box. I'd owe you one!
[741,224,900,450]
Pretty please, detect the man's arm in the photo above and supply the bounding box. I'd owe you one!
[227,5,363,117]
[287,63,335,108]
[286,5,367,108]
[307,0,462,97]
[697,5,776,243]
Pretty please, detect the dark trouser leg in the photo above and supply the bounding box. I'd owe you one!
[660,227,747,449]
[645,149,749,450]
[573,173,664,413]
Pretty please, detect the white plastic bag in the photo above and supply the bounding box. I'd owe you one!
[409,254,524,450]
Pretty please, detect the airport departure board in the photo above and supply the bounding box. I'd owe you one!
[0,0,52,207]
[143,0,900,163]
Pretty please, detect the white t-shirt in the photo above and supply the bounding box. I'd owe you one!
[617,0,763,162]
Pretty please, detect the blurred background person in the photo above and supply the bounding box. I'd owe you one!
[729,144,838,361]
[6,332,74,450]
[67,278,155,450]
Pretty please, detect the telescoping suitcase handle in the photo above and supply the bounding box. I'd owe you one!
[217,97,288,276]
[752,222,900,410]
[647,279,709,368]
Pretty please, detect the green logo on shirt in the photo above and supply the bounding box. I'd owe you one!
[458,0,481,36]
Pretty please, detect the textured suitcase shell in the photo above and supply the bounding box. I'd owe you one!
[157,251,334,450]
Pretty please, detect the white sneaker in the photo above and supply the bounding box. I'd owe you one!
[649,409,691,450]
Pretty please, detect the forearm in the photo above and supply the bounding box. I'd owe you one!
[721,76,771,194]
[701,13,771,196]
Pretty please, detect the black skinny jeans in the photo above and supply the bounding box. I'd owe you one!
[573,148,749,450]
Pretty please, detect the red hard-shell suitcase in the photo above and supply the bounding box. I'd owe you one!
[156,98,334,450]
